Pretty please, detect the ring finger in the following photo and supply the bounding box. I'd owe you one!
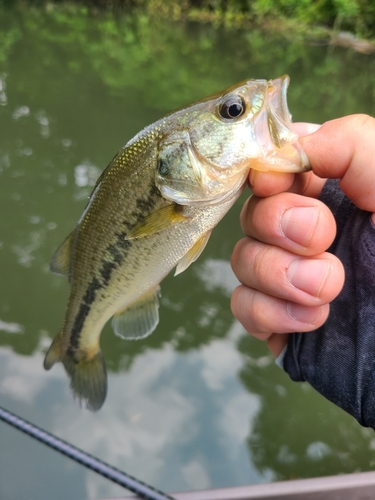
[231,286,330,336]
[231,237,344,307]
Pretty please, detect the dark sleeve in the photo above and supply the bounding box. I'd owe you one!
[283,179,375,428]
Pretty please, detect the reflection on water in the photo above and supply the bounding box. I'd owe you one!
[238,334,375,480]
[0,3,375,499]
[0,321,263,499]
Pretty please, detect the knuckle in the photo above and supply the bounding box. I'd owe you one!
[252,199,278,237]
[231,286,270,334]
[230,286,242,317]
[351,113,375,132]
[231,237,251,273]
[251,245,283,285]
[245,292,272,333]
[252,247,269,283]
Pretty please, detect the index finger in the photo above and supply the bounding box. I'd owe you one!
[300,114,375,213]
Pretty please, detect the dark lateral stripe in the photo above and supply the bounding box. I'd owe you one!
[134,182,161,217]
[69,236,132,349]
[116,232,131,249]
[70,278,102,351]
[69,196,162,350]
[82,277,102,306]
[108,244,123,265]
[136,197,156,213]
[122,221,133,230]
[100,260,117,286]
[70,303,91,350]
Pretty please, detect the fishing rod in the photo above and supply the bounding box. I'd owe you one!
[0,405,175,500]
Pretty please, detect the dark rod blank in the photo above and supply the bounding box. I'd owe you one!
[0,405,175,500]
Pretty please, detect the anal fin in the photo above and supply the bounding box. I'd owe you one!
[111,286,161,340]
[175,230,212,276]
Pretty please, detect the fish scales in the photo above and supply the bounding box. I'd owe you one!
[65,135,166,340]
[44,75,310,410]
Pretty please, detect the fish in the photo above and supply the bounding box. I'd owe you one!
[44,75,310,411]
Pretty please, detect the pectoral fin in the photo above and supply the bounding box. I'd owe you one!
[175,230,212,276]
[126,205,189,239]
[50,228,76,277]
[111,286,161,340]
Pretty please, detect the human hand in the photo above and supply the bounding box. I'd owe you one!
[231,114,375,357]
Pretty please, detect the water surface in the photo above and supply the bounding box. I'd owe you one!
[0,5,375,499]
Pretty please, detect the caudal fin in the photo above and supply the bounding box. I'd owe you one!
[63,352,107,411]
[43,333,107,411]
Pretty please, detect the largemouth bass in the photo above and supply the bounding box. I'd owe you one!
[44,75,309,410]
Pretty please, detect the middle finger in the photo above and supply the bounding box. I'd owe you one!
[231,238,344,306]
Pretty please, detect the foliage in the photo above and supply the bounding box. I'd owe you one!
[1,0,375,37]
[177,0,375,38]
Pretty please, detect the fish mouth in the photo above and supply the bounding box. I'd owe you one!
[267,76,295,148]
[251,75,310,173]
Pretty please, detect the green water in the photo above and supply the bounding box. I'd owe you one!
[0,4,375,499]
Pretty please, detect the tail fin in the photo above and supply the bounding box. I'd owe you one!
[63,352,107,411]
[44,333,107,411]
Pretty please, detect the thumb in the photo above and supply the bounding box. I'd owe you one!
[300,114,375,214]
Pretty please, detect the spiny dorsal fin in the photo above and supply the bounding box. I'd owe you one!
[50,228,76,277]
[175,230,212,276]
[126,205,189,240]
[111,286,161,340]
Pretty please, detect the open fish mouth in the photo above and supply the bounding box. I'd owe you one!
[267,75,296,148]
[156,75,310,208]
[251,75,311,173]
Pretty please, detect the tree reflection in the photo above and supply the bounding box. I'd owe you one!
[237,334,375,480]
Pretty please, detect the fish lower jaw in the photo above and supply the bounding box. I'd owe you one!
[249,145,311,173]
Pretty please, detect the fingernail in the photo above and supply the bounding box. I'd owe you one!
[287,259,331,297]
[281,207,319,247]
[287,302,323,324]
[293,123,321,138]
[304,123,321,135]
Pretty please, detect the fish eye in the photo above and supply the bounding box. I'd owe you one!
[158,158,170,177]
[218,96,246,120]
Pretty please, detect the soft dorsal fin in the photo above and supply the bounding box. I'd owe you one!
[175,230,212,276]
[126,205,189,240]
[111,286,161,340]
[50,228,76,277]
